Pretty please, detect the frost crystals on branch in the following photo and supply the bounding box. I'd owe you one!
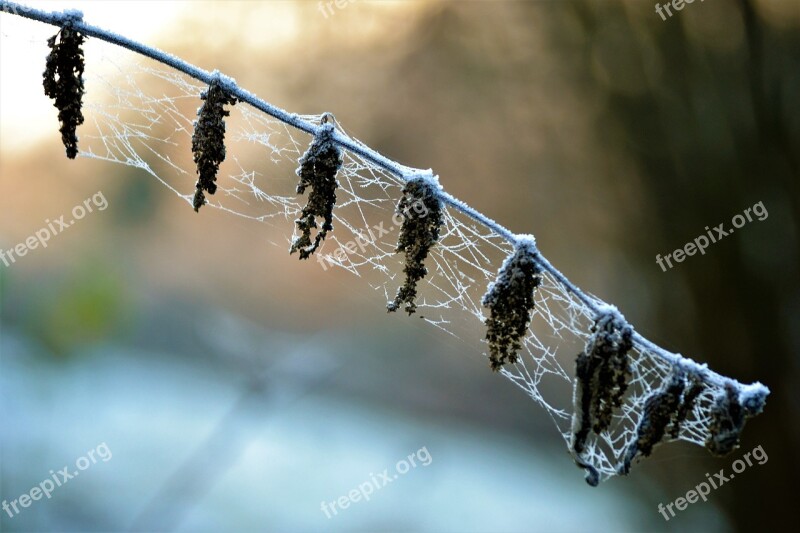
[482,236,541,371]
[706,382,766,456]
[387,176,443,314]
[290,114,343,259]
[191,75,237,212]
[42,15,85,160]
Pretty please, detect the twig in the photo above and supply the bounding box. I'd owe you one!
[0,1,769,399]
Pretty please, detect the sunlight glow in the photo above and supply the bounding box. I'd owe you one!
[1,1,188,153]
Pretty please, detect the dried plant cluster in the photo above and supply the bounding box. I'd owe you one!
[705,382,764,456]
[43,23,85,159]
[670,375,704,439]
[290,122,343,259]
[621,370,685,473]
[191,78,237,212]
[15,3,767,486]
[481,238,541,371]
[387,177,443,314]
[572,312,633,459]
[618,370,766,476]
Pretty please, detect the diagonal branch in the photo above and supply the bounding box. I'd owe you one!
[0,0,768,401]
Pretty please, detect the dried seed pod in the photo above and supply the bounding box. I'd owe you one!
[592,317,633,433]
[387,176,443,314]
[290,117,343,259]
[572,350,599,456]
[481,236,541,371]
[635,373,685,456]
[670,375,704,439]
[571,310,633,456]
[705,383,747,456]
[191,77,237,211]
[703,382,767,456]
[620,370,685,474]
[43,22,86,159]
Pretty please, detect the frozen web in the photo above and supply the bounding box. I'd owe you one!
[0,6,767,485]
[75,59,724,483]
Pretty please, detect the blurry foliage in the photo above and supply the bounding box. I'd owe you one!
[16,261,132,356]
[111,169,164,227]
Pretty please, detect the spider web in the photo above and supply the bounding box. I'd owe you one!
[4,21,754,484]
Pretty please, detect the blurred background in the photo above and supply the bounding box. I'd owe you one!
[1,0,798,531]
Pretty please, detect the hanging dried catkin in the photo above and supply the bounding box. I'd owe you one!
[482,237,541,371]
[387,176,443,314]
[572,310,633,456]
[43,22,85,159]
[191,77,237,212]
[290,116,343,259]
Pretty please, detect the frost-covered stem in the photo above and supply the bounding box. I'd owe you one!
[0,3,513,230]
[533,253,734,389]
[0,1,768,399]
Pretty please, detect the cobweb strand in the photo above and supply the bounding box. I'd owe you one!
[0,1,770,485]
